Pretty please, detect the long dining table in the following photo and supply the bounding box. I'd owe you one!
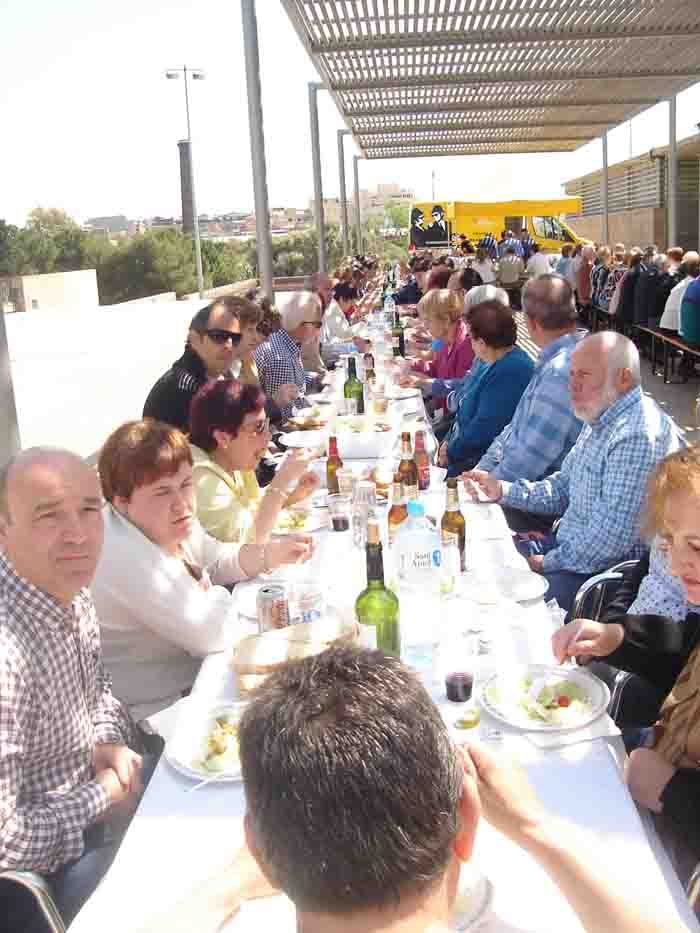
[71,382,699,933]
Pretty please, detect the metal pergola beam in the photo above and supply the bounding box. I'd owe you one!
[365,145,579,159]
[354,119,615,136]
[343,98,660,118]
[333,70,700,93]
[362,133,593,148]
[312,25,700,54]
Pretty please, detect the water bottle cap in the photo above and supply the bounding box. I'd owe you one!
[407,500,425,516]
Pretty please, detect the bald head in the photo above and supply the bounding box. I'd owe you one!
[0,447,103,605]
[570,333,640,422]
[522,275,578,337]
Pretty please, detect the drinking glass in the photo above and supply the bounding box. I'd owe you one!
[327,494,352,533]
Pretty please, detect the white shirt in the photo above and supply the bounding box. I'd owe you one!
[527,253,552,278]
[472,259,496,284]
[92,505,248,720]
[660,275,692,331]
[320,298,357,363]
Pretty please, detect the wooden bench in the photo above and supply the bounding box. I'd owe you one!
[633,324,700,384]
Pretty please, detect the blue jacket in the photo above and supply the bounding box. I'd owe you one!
[393,277,423,306]
[447,346,534,476]
[680,278,700,345]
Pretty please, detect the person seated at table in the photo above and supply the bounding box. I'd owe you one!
[447,263,483,294]
[318,282,368,365]
[426,264,452,291]
[472,245,497,283]
[467,276,585,532]
[0,448,143,929]
[254,291,323,423]
[141,647,680,933]
[553,446,700,881]
[241,290,282,386]
[464,332,683,613]
[399,289,474,407]
[392,256,431,306]
[498,245,526,309]
[440,300,533,477]
[190,378,319,545]
[91,419,314,721]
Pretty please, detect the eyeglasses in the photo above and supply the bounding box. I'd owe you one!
[303,321,322,329]
[242,416,270,436]
[204,329,243,346]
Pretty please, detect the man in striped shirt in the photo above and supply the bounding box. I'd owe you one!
[499,230,524,259]
[477,232,498,260]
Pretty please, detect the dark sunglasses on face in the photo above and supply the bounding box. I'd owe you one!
[204,329,243,346]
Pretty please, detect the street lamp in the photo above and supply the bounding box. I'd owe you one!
[165,66,205,297]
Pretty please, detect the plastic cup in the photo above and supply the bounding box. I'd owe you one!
[336,468,355,496]
[327,494,352,533]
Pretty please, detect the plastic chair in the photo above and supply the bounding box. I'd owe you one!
[0,870,66,933]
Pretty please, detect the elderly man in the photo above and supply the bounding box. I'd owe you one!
[141,647,675,933]
[254,291,323,422]
[0,449,141,928]
[465,332,683,612]
[470,276,585,501]
[659,251,700,333]
[393,256,432,306]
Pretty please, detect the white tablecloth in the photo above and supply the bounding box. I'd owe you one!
[71,498,699,933]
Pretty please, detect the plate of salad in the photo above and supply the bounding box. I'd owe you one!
[478,665,610,732]
[165,702,248,782]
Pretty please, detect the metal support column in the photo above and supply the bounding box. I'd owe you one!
[337,129,350,256]
[182,72,205,298]
[241,0,274,299]
[0,310,20,462]
[601,132,610,245]
[353,155,362,254]
[668,95,678,247]
[308,82,326,274]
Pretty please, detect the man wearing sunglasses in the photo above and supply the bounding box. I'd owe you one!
[143,297,253,434]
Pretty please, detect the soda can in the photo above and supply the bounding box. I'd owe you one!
[256,584,290,632]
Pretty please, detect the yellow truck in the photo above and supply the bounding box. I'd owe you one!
[409,198,588,252]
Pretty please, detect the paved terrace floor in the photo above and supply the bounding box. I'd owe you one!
[4,301,699,460]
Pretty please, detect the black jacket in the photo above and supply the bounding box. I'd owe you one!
[143,346,207,432]
[599,556,700,852]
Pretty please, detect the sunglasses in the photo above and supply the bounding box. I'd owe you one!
[203,328,243,346]
[243,416,270,436]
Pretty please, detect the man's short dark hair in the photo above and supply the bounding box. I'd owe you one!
[467,300,517,348]
[189,296,261,334]
[531,243,540,253]
[333,282,359,303]
[239,646,463,915]
[522,274,578,330]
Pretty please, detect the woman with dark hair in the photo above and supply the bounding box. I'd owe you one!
[440,301,534,476]
[426,265,452,291]
[190,378,319,544]
[91,419,313,719]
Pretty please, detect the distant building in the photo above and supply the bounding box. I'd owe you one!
[311,184,414,229]
[84,215,129,235]
[0,270,99,314]
[564,132,700,250]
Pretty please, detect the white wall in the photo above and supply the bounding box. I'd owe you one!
[20,269,99,314]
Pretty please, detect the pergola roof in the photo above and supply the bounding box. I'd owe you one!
[282,0,700,159]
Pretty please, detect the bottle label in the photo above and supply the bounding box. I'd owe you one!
[392,336,400,350]
[399,548,441,573]
[405,483,418,501]
[358,623,377,650]
[418,466,430,490]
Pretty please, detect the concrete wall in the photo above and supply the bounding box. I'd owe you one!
[566,208,667,249]
[0,269,99,314]
[181,279,257,301]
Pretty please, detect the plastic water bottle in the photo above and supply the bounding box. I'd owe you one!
[383,293,396,328]
[396,501,442,589]
[395,501,442,680]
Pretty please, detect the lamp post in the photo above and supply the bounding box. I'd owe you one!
[166,66,205,298]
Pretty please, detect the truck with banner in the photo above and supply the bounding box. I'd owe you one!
[409,198,588,251]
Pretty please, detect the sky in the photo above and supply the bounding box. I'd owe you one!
[2,0,700,226]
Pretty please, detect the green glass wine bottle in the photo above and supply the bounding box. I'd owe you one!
[344,357,365,414]
[355,517,400,656]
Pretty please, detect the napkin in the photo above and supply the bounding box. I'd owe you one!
[525,713,620,750]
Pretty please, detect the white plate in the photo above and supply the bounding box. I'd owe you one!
[306,393,336,405]
[386,386,422,401]
[165,701,248,782]
[478,664,610,733]
[273,508,327,535]
[280,430,328,449]
[459,567,549,603]
[452,868,494,931]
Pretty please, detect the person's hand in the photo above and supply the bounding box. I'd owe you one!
[293,469,321,500]
[353,337,370,353]
[274,383,300,407]
[266,533,315,568]
[274,449,315,489]
[551,618,624,664]
[459,744,545,845]
[437,441,448,468]
[527,554,545,574]
[94,744,143,794]
[625,748,676,814]
[399,373,422,389]
[461,469,502,502]
[95,767,135,813]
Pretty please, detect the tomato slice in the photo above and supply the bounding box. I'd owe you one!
[558,695,570,708]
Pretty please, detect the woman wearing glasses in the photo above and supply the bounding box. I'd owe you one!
[190,378,319,544]
[91,418,314,720]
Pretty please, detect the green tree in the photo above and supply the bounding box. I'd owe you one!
[26,207,78,234]
[384,200,410,231]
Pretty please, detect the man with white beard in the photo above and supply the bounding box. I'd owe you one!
[463,332,684,612]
